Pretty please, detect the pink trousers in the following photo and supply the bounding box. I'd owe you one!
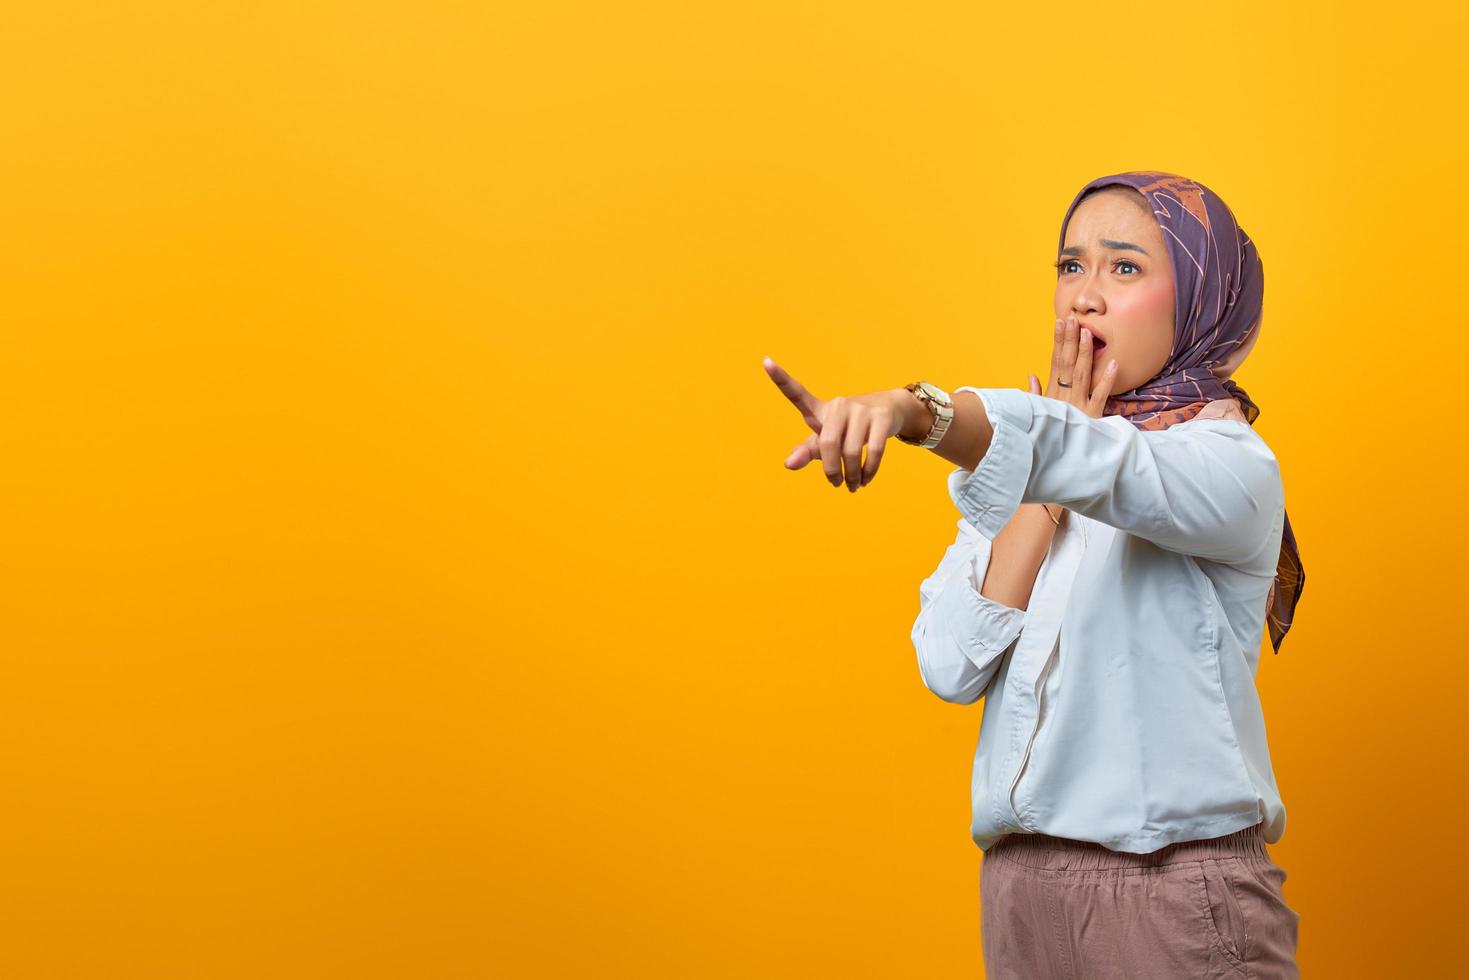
[980,823,1300,979]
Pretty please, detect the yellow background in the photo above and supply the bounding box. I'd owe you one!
[2,2,1463,976]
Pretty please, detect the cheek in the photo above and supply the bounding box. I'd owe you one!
[1116,283,1174,357]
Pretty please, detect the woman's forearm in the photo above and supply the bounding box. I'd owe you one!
[893,387,995,471]
[980,505,1060,610]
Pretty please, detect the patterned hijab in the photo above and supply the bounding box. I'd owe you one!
[1057,171,1304,654]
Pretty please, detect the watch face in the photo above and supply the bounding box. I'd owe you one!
[917,381,951,405]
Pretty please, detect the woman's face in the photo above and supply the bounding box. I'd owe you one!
[1054,187,1175,394]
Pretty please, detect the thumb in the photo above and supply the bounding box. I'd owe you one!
[784,433,821,470]
[1029,373,1042,395]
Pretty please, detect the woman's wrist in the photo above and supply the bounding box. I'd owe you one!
[891,387,933,442]
[1019,502,1064,529]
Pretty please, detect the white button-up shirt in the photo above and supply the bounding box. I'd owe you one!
[911,386,1288,855]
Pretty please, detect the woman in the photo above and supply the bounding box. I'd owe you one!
[764,171,1304,977]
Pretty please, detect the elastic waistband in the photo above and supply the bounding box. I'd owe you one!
[988,823,1269,871]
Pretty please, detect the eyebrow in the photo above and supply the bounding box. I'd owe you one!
[1059,239,1150,257]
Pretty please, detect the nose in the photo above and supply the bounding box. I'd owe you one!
[1069,270,1105,318]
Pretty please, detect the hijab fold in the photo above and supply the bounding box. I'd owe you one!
[1058,171,1304,654]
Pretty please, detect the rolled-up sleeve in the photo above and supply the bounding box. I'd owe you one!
[951,386,1284,572]
[911,516,1026,705]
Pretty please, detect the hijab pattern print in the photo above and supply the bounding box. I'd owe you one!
[1057,171,1304,654]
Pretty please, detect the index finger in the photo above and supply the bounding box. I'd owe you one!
[763,356,822,430]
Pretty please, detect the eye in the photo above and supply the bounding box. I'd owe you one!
[1053,259,1142,275]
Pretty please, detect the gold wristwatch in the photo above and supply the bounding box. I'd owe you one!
[896,381,955,449]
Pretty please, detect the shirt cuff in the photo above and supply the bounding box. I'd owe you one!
[949,387,1036,540]
[927,552,1027,660]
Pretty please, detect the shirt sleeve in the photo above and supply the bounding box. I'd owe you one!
[950,386,1284,572]
[911,514,1027,705]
